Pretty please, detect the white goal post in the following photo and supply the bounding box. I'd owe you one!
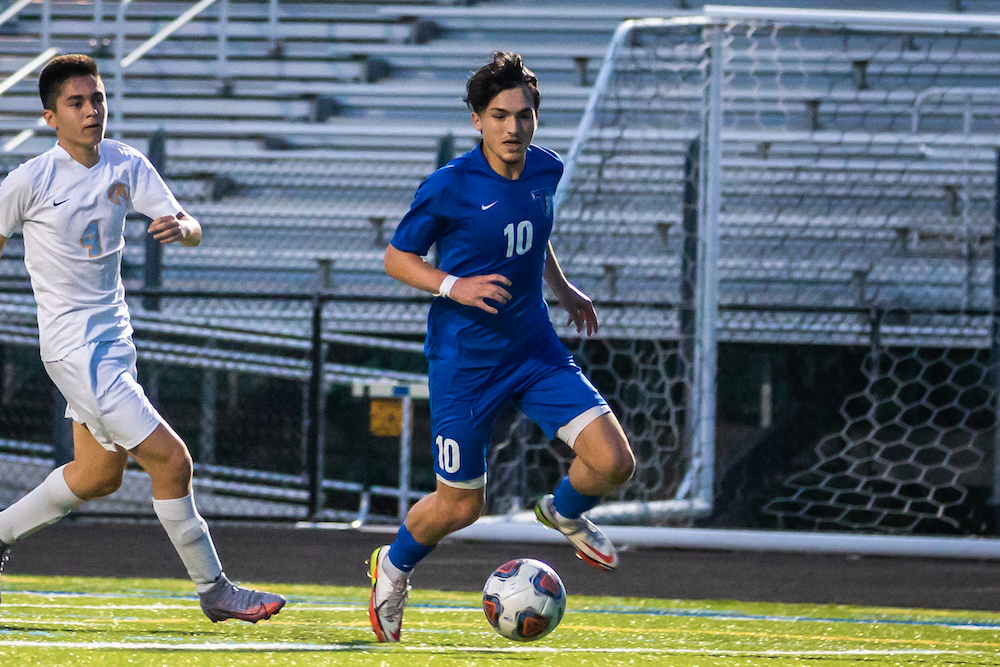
[482,5,1000,557]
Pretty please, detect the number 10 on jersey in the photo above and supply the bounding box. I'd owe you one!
[504,220,533,258]
[436,435,460,474]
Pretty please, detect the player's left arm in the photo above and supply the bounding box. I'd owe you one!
[147,211,202,247]
[544,241,598,336]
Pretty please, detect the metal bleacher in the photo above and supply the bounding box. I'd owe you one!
[1,0,999,351]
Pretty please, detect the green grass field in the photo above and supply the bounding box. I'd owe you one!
[1,574,999,666]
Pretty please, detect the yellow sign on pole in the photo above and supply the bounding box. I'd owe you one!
[370,398,403,437]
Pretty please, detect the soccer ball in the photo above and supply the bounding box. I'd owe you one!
[482,558,566,642]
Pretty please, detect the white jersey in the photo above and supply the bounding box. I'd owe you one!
[0,140,181,361]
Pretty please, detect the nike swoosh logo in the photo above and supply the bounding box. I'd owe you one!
[54,199,69,206]
[481,201,498,210]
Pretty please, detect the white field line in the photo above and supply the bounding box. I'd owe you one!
[6,592,1000,631]
[0,641,989,656]
[1,602,472,614]
[3,603,353,612]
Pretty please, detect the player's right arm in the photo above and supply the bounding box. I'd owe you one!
[384,244,511,315]
[0,233,6,259]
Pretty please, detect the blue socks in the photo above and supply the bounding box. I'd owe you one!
[385,479,597,573]
[552,476,601,520]
[387,524,435,572]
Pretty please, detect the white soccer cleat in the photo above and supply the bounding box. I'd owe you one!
[535,494,619,571]
[198,574,286,623]
[368,545,410,642]
[0,541,9,604]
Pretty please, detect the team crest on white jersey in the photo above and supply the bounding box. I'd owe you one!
[531,188,554,218]
[107,181,129,205]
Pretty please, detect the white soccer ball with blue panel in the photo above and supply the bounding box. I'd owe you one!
[482,558,566,641]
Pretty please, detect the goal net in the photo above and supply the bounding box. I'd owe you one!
[488,9,1000,533]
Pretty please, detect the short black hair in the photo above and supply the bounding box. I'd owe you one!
[39,54,101,111]
[464,52,540,115]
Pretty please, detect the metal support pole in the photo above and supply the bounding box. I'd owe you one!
[306,260,330,519]
[680,138,700,458]
[144,129,166,311]
[692,25,723,508]
[92,0,103,46]
[760,352,773,429]
[41,0,51,51]
[398,392,413,522]
[113,0,129,138]
[267,0,283,58]
[269,0,279,35]
[991,149,1000,532]
[199,365,217,466]
[436,133,454,169]
[216,0,229,93]
[300,381,310,480]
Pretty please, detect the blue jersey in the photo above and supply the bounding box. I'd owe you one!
[391,144,564,368]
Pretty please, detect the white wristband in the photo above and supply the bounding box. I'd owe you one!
[436,274,459,299]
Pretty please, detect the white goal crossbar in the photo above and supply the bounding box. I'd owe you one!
[703,4,1000,30]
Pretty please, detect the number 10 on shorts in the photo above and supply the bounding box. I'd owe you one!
[436,435,460,473]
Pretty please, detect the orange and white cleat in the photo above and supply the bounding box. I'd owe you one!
[535,494,619,571]
[367,545,410,642]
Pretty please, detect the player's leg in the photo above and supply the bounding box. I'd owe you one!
[404,481,486,545]
[69,338,282,622]
[564,411,635,498]
[536,411,635,569]
[369,482,485,642]
[64,421,129,499]
[0,422,122,546]
[368,361,501,642]
[127,421,285,623]
[0,346,138,601]
[0,413,127,602]
[518,355,635,570]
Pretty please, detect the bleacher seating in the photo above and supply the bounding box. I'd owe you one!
[2,0,999,346]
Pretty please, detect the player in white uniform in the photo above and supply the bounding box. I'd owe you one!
[0,54,285,623]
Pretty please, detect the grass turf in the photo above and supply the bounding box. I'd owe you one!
[1,574,999,666]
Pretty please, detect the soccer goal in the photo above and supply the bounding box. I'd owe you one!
[487,6,1000,535]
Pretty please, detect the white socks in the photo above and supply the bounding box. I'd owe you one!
[0,472,224,594]
[152,493,223,594]
[0,465,84,545]
[380,546,408,581]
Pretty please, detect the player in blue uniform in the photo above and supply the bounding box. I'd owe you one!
[368,52,635,643]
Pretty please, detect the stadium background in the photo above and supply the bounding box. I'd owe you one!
[2,0,1000,609]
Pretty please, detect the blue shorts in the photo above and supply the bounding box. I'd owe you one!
[429,349,609,488]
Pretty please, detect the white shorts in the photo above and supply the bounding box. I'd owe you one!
[43,338,163,452]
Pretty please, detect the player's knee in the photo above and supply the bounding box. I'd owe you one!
[599,441,636,487]
[170,447,194,484]
[443,492,484,532]
[156,444,193,487]
[79,467,125,499]
[612,448,637,486]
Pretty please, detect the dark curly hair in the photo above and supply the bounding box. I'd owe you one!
[464,52,540,115]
